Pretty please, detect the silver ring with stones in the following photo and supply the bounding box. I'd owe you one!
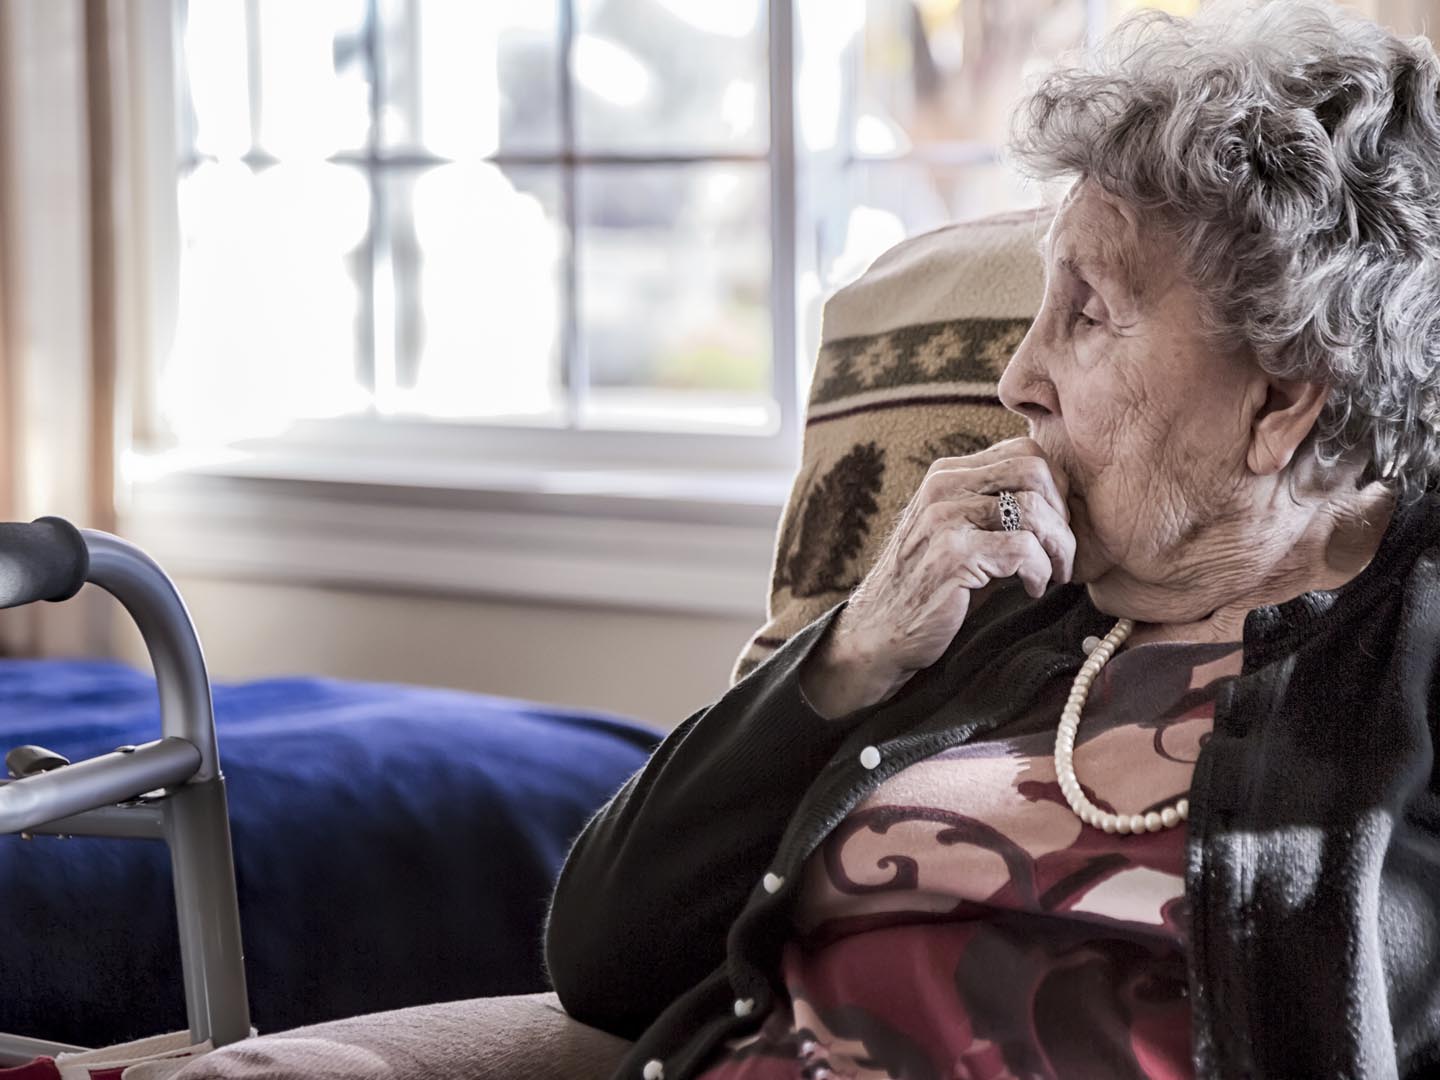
[998,491,1023,532]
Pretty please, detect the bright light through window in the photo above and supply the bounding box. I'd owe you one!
[163,0,1194,456]
[167,161,371,445]
[403,164,563,421]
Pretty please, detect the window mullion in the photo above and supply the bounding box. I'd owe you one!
[769,0,799,457]
[559,0,582,431]
[242,0,261,150]
[363,0,391,408]
[1087,0,1109,46]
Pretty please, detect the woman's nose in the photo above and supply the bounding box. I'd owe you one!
[997,329,1060,421]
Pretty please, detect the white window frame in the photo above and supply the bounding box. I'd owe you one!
[132,1,803,479]
[119,1,801,618]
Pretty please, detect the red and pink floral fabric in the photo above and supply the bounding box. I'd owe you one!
[700,637,1244,1080]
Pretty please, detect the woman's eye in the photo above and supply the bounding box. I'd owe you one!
[1070,307,1102,330]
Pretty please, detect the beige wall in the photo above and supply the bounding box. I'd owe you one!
[110,577,764,733]
[1357,0,1440,39]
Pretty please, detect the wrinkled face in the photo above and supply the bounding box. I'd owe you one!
[997,180,1260,590]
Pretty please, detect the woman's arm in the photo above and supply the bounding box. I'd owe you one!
[799,577,1007,718]
[545,439,1072,1038]
[543,600,878,1039]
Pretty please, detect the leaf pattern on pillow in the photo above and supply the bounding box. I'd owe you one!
[905,430,996,472]
[779,442,886,597]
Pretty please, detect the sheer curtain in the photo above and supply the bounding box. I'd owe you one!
[0,0,126,658]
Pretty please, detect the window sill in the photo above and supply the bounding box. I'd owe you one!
[117,450,791,619]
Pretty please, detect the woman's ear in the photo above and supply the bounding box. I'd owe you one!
[1247,377,1330,476]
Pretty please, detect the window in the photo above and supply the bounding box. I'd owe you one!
[164,0,790,474]
[156,0,1194,481]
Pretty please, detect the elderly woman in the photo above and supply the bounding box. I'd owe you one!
[168,2,1437,1079]
[543,2,1440,1079]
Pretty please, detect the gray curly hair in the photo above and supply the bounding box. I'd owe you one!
[1008,0,1440,504]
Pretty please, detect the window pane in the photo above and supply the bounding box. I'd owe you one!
[815,161,1040,289]
[179,0,252,159]
[379,0,562,157]
[163,162,372,445]
[255,0,372,158]
[842,0,1087,153]
[385,164,566,424]
[575,0,768,154]
[578,165,774,433]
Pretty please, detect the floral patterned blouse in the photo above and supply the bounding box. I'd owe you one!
[696,635,1245,1080]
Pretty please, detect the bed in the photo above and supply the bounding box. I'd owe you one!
[0,655,660,1049]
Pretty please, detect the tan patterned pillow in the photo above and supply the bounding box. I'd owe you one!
[731,206,1054,684]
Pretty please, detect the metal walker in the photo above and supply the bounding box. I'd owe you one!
[0,518,250,1064]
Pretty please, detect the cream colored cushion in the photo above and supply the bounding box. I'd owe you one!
[732,206,1053,683]
[171,992,631,1080]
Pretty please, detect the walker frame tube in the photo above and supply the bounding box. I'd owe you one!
[0,527,250,1064]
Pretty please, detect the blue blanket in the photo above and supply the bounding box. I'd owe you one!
[0,659,660,1047]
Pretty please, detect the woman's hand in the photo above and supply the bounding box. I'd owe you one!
[799,437,1077,720]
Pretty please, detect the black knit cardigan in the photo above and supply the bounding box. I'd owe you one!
[545,491,1440,1079]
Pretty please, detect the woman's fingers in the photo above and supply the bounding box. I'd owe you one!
[900,490,1074,587]
[924,453,1071,523]
[996,490,1075,586]
[921,440,1071,521]
[924,525,1053,599]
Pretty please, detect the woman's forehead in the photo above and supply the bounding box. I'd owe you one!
[1041,188,1173,307]
[1043,187,1137,269]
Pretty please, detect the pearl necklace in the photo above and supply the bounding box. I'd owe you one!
[1054,617,1191,834]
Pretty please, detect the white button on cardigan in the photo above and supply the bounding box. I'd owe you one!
[642,1059,664,1080]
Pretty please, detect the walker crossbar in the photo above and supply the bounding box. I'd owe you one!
[0,739,199,834]
[21,802,166,840]
[0,525,251,1065]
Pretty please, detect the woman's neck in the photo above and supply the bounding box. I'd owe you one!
[1095,483,1397,649]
